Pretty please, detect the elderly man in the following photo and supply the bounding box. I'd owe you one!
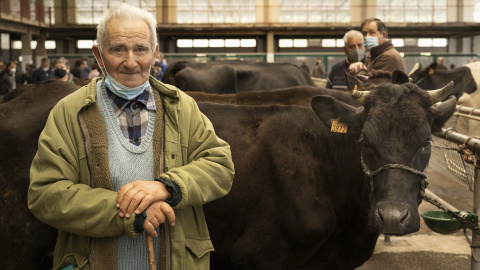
[350,18,407,75]
[326,30,366,90]
[28,3,234,270]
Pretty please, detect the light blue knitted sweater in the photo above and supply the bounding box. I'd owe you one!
[97,84,160,269]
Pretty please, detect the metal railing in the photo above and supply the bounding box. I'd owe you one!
[430,106,480,269]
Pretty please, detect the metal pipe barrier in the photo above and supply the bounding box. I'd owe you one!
[433,127,480,269]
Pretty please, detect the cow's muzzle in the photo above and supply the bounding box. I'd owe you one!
[374,201,420,235]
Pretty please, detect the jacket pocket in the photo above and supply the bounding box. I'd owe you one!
[185,238,214,259]
[55,253,89,270]
[184,238,214,269]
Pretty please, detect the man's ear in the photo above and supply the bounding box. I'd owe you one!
[92,45,103,68]
[152,44,159,65]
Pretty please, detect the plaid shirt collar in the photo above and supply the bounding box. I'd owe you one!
[105,85,157,116]
[104,82,156,146]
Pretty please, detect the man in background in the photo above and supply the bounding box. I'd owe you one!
[436,57,448,70]
[31,57,54,82]
[326,30,366,90]
[349,18,406,75]
[0,61,17,97]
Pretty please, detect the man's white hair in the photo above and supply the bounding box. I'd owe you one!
[343,30,363,47]
[96,3,157,53]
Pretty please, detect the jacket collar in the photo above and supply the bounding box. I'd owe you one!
[369,40,393,59]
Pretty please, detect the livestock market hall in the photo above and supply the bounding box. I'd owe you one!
[1,1,480,269]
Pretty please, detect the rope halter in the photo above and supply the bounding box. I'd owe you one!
[360,152,429,201]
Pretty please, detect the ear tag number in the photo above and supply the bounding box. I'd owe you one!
[331,118,348,133]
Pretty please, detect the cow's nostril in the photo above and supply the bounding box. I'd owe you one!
[400,210,409,223]
[377,209,384,222]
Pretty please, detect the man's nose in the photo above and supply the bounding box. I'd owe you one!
[123,51,138,69]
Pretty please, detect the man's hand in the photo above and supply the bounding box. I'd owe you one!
[143,201,176,237]
[116,180,171,218]
[348,62,367,73]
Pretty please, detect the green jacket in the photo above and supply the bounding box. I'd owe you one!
[28,77,234,270]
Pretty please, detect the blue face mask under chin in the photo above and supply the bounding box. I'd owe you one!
[103,75,150,100]
[364,36,379,50]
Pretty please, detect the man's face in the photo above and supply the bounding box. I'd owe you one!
[93,17,157,88]
[361,21,386,45]
[343,36,365,55]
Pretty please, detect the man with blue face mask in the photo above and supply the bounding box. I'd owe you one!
[28,3,234,270]
[31,57,54,83]
[349,18,406,76]
[326,30,366,90]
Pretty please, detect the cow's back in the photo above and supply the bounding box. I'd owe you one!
[187,85,357,106]
[163,61,315,94]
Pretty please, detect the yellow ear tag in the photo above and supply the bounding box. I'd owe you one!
[429,68,435,75]
[331,118,348,133]
[354,85,358,90]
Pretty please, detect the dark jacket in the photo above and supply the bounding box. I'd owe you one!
[0,70,15,96]
[366,40,407,74]
[326,57,366,90]
[31,67,55,83]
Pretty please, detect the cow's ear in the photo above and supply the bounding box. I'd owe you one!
[392,70,409,84]
[311,95,365,133]
[345,70,362,91]
[430,95,457,132]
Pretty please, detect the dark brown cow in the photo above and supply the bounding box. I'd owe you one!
[409,62,476,105]
[162,60,315,94]
[0,80,80,269]
[200,82,456,269]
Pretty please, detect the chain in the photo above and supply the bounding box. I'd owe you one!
[422,194,480,234]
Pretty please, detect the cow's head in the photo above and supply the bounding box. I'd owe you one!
[311,82,456,235]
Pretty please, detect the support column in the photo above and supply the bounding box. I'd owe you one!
[20,30,32,72]
[266,31,274,63]
[35,33,47,66]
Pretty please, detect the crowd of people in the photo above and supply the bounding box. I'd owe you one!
[0,51,169,99]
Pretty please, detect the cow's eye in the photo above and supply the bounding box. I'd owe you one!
[422,138,432,150]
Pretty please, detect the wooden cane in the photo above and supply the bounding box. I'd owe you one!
[146,234,156,270]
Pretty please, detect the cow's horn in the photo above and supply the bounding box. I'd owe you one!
[352,89,370,105]
[428,81,454,104]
